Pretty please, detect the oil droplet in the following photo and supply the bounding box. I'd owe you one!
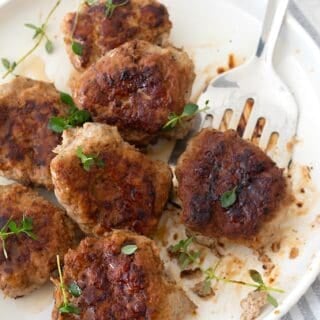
[18,55,50,82]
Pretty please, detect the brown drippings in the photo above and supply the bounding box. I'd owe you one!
[289,247,299,259]
[192,280,215,298]
[257,251,275,276]
[271,241,281,253]
[217,67,226,74]
[18,55,49,82]
[216,53,237,74]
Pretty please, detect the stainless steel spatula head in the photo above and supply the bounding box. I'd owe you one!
[171,0,298,169]
[198,0,298,168]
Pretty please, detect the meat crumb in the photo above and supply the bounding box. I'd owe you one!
[180,268,202,279]
[289,247,299,259]
[192,280,215,298]
[240,291,268,320]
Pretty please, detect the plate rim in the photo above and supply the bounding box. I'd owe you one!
[0,0,320,319]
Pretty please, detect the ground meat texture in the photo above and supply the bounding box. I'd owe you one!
[0,184,81,298]
[176,129,286,240]
[50,123,172,236]
[72,40,195,146]
[52,230,196,320]
[0,77,69,189]
[62,0,172,71]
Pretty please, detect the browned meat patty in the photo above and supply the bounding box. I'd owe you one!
[62,0,172,70]
[50,123,172,236]
[0,77,69,189]
[52,230,195,320]
[72,40,195,145]
[176,129,286,240]
[0,183,81,298]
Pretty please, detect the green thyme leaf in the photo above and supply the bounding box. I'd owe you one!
[1,58,16,73]
[60,92,76,108]
[58,303,81,315]
[267,294,278,307]
[249,270,264,285]
[72,41,83,56]
[163,102,210,130]
[85,0,98,5]
[69,282,82,298]
[24,23,39,30]
[121,244,138,255]
[1,58,11,70]
[76,147,105,172]
[48,117,70,133]
[8,221,18,233]
[68,109,91,127]
[168,237,200,270]
[48,93,91,133]
[45,39,54,54]
[169,237,193,253]
[182,103,199,117]
[220,187,237,209]
[0,216,36,259]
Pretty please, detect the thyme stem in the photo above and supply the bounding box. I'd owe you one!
[2,0,61,79]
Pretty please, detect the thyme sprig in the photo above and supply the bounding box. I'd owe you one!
[70,1,84,56]
[200,262,284,307]
[1,0,61,79]
[76,147,105,172]
[105,0,129,18]
[0,216,36,259]
[163,101,210,130]
[56,255,81,315]
[48,92,91,133]
[24,22,54,54]
[168,237,201,270]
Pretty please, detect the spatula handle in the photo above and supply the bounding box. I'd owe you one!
[256,0,290,64]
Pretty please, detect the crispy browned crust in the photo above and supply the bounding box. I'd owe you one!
[50,123,172,236]
[52,230,195,320]
[72,40,195,145]
[0,77,69,189]
[176,129,286,240]
[62,0,172,71]
[0,184,81,298]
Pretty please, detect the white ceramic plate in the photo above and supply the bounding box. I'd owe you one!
[1,0,320,319]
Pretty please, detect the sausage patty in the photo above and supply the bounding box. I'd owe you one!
[0,77,69,189]
[52,230,195,320]
[50,123,172,236]
[176,129,286,240]
[0,183,80,298]
[62,0,172,70]
[72,40,195,146]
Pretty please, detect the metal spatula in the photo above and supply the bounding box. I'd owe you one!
[170,0,298,169]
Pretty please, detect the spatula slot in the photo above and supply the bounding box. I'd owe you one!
[237,98,254,137]
[252,117,266,145]
[203,114,214,128]
[266,132,279,152]
[219,109,233,131]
